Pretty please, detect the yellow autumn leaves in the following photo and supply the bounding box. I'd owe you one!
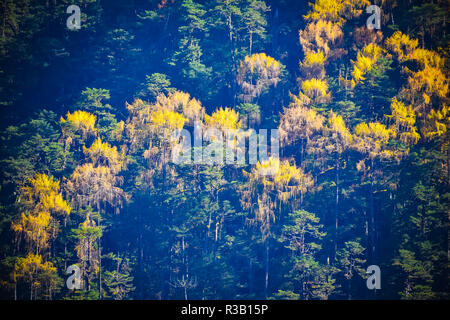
[297,2,347,107]
[384,31,449,140]
[422,104,449,139]
[243,158,313,240]
[12,173,71,295]
[204,107,241,132]
[240,52,281,73]
[299,2,448,145]
[385,31,448,104]
[61,110,97,137]
[301,50,326,68]
[237,53,282,103]
[12,174,70,254]
[151,109,186,131]
[128,91,243,151]
[385,98,420,145]
[305,0,370,26]
[351,43,383,87]
[302,79,331,102]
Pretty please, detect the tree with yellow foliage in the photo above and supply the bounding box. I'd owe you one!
[237,53,282,103]
[385,97,420,145]
[300,78,332,104]
[13,173,70,255]
[386,31,449,122]
[153,91,204,125]
[353,121,397,265]
[151,109,187,132]
[385,31,419,63]
[203,107,245,160]
[126,92,203,177]
[83,137,125,174]
[405,66,448,107]
[304,0,370,26]
[353,122,397,163]
[300,50,326,79]
[11,173,70,299]
[60,110,97,140]
[299,20,345,61]
[322,111,352,255]
[68,127,127,299]
[67,162,126,299]
[204,107,241,132]
[351,43,384,88]
[150,108,188,184]
[126,98,183,196]
[241,157,313,297]
[422,104,449,140]
[13,253,59,300]
[279,101,325,165]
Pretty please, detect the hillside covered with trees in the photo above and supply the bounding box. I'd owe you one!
[0,0,448,300]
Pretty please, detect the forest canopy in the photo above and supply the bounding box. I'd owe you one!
[0,0,448,300]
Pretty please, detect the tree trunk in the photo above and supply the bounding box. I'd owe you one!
[227,12,237,107]
[137,201,144,299]
[335,159,340,258]
[348,277,352,300]
[248,258,253,296]
[97,202,102,300]
[249,31,253,56]
[369,160,376,266]
[264,239,269,299]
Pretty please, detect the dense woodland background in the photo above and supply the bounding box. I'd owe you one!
[0,0,449,300]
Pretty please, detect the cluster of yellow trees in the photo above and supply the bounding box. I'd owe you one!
[12,174,70,299]
[277,0,448,272]
[237,52,282,103]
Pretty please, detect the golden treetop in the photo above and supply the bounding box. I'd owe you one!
[249,158,314,204]
[204,107,241,132]
[20,173,70,216]
[305,0,370,25]
[241,53,281,74]
[326,110,353,148]
[354,122,398,161]
[422,104,449,140]
[300,78,331,104]
[385,31,419,62]
[299,19,344,59]
[83,137,124,173]
[60,110,97,137]
[279,103,324,146]
[351,43,383,87]
[12,173,70,254]
[386,97,420,145]
[155,91,205,124]
[14,253,56,280]
[300,50,326,68]
[151,108,187,131]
